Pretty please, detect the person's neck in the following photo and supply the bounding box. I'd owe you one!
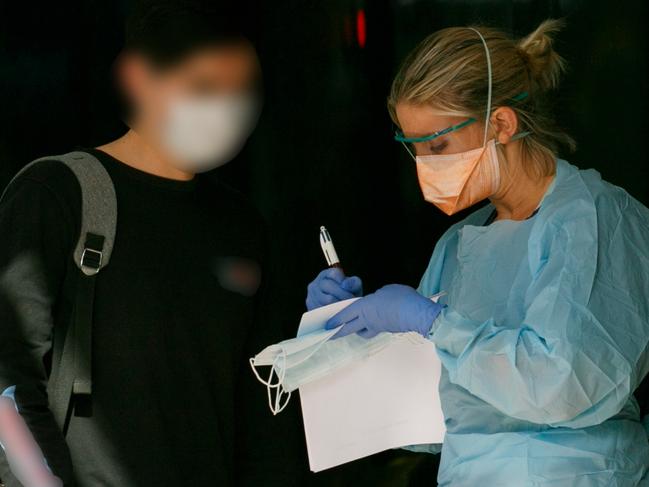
[490,157,555,221]
[96,129,195,182]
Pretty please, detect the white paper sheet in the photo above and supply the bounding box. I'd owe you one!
[297,299,446,472]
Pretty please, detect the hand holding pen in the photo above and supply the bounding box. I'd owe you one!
[305,227,363,311]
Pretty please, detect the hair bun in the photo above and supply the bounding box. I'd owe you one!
[518,19,566,92]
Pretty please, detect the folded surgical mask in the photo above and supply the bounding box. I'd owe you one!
[162,93,259,173]
[250,299,394,415]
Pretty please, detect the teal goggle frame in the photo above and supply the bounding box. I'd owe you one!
[394,91,529,144]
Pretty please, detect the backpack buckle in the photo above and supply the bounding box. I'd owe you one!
[80,248,103,275]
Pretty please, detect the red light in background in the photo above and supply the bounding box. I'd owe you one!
[356,9,367,48]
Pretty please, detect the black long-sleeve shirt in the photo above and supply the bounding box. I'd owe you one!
[0,148,301,486]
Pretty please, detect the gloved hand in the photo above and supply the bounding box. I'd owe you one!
[306,268,363,311]
[325,284,442,339]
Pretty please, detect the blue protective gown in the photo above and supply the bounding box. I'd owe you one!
[412,160,649,486]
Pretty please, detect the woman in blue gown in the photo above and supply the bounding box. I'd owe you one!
[307,19,649,486]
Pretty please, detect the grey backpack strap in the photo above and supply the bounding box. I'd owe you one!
[2,150,117,435]
[39,151,116,274]
[2,151,117,273]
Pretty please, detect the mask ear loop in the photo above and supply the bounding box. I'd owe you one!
[250,348,288,414]
[401,141,417,162]
[466,27,492,148]
[272,386,292,415]
[267,350,289,414]
[249,348,294,415]
[249,351,285,389]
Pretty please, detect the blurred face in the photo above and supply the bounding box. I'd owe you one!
[395,102,486,157]
[119,42,261,170]
[122,41,260,130]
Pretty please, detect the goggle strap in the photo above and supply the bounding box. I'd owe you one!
[495,131,532,146]
[511,91,529,102]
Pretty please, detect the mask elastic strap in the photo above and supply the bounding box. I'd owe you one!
[266,365,277,412]
[249,348,288,389]
[266,351,291,414]
[272,386,291,415]
[263,352,292,415]
[250,357,282,388]
[250,358,271,386]
[402,141,417,163]
[467,27,492,148]
[251,350,293,415]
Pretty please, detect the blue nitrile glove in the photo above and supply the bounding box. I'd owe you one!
[325,284,442,339]
[306,268,363,311]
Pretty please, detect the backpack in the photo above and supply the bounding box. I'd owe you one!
[0,151,117,437]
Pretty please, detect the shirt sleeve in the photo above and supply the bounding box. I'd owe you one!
[0,176,75,486]
[431,214,649,429]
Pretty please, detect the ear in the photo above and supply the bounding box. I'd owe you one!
[490,107,519,144]
[116,52,153,114]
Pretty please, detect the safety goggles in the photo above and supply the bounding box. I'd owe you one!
[394,92,529,159]
[394,118,477,159]
[394,117,477,145]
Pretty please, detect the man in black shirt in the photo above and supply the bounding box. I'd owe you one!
[0,2,299,485]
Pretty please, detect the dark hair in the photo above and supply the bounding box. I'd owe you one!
[115,0,258,124]
[124,0,256,69]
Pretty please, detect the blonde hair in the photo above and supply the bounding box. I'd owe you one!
[388,19,575,178]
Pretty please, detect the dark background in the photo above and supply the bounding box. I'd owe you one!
[1,0,647,485]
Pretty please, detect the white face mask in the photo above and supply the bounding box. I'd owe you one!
[161,94,259,173]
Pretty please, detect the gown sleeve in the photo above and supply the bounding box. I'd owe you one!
[431,202,649,429]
